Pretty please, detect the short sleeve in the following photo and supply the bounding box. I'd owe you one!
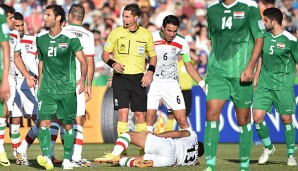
[291,41,298,63]
[15,32,21,52]
[84,33,95,57]
[71,37,83,54]
[248,6,265,39]
[103,29,116,52]
[37,37,43,61]
[145,31,156,57]
[0,8,9,42]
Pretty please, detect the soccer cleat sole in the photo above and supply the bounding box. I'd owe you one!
[94,158,120,164]
[135,159,154,168]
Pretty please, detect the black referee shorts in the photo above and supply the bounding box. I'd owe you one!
[112,73,147,112]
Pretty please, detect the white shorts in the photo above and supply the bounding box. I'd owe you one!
[147,78,185,110]
[6,75,16,111]
[76,85,86,116]
[11,77,38,117]
[143,134,176,167]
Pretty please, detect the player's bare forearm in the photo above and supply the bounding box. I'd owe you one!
[247,37,264,70]
[101,50,111,63]
[86,57,95,86]
[14,52,31,78]
[254,57,262,88]
[76,51,87,82]
[149,55,157,67]
[156,130,190,138]
[1,41,10,82]
[185,62,203,83]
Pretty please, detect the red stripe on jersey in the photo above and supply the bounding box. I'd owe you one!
[129,159,136,167]
[0,134,4,139]
[28,51,38,56]
[25,135,34,144]
[10,33,17,39]
[12,142,21,148]
[51,135,58,141]
[169,42,182,49]
[74,138,83,145]
[115,141,126,149]
[154,40,166,44]
[21,39,33,44]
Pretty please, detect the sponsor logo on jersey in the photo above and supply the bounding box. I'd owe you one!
[58,43,68,48]
[50,41,56,43]
[171,47,176,54]
[138,45,145,55]
[25,43,30,51]
[224,10,231,13]
[277,43,285,49]
[233,11,244,19]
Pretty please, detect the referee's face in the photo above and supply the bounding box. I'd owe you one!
[162,24,178,43]
[122,10,136,28]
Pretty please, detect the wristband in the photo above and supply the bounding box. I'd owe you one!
[107,59,116,68]
[198,80,205,88]
[147,65,155,73]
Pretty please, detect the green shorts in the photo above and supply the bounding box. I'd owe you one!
[37,91,77,124]
[206,75,253,108]
[253,87,296,115]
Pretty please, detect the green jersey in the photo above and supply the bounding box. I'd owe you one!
[37,29,83,94]
[258,31,298,90]
[207,0,264,77]
[0,7,10,78]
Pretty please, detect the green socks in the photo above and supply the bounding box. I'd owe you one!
[284,122,296,157]
[64,128,75,159]
[204,121,219,170]
[38,127,51,158]
[239,123,253,170]
[255,121,273,150]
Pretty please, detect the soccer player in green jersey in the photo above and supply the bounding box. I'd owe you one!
[204,0,265,171]
[0,6,11,167]
[36,5,87,170]
[253,7,298,166]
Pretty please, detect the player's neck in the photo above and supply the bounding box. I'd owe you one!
[222,0,236,5]
[272,26,283,36]
[49,25,62,37]
[128,24,139,32]
[70,20,82,26]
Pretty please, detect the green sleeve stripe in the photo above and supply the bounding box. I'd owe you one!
[181,53,191,62]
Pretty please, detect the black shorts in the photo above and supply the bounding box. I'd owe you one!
[112,73,147,112]
[182,90,192,116]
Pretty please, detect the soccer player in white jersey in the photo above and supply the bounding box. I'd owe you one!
[0,4,34,166]
[9,12,38,166]
[146,15,205,133]
[58,4,95,167]
[94,130,204,167]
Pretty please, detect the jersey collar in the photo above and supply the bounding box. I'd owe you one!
[221,0,238,9]
[270,30,285,39]
[69,23,82,27]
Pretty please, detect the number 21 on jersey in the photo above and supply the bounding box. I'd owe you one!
[222,16,232,29]
[48,47,57,57]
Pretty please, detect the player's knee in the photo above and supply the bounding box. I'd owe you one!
[281,115,292,124]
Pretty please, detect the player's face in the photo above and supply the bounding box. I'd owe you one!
[162,24,178,43]
[44,9,57,29]
[122,10,137,28]
[6,12,14,30]
[263,16,274,32]
[14,19,24,37]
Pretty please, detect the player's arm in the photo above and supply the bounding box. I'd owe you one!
[183,54,205,90]
[14,51,36,88]
[0,40,10,101]
[76,50,87,94]
[38,60,43,89]
[142,55,156,87]
[254,57,262,90]
[85,55,94,101]
[156,130,190,138]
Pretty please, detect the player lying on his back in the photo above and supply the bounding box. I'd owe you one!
[94,130,204,167]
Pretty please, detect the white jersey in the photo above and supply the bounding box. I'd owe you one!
[174,131,199,166]
[15,34,38,78]
[9,30,21,77]
[63,24,95,80]
[152,30,190,81]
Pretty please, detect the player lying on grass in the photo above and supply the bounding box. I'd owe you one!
[94,130,204,167]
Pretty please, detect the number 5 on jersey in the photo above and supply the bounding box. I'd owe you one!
[48,47,57,57]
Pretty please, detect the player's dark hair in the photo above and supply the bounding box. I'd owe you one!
[124,3,141,17]
[0,4,15,15]
[69,4,85,22]
[162,15,180,28]
[263,7,282,25]
[14,12,23,20]
[46,4,66,25]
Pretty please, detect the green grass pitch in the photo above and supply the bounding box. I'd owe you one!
[0,143,297,171]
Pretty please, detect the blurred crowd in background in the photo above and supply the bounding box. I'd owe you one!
[2,0,298,85]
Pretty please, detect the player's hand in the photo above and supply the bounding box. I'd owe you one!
[241,67,254,82]
[85,85,92,102]
[26,75,36,89]
[112,63,125,73]
[76,79,85,94]
[107,77,113,87]
[0,81,10,102]
[141,71,153,87]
